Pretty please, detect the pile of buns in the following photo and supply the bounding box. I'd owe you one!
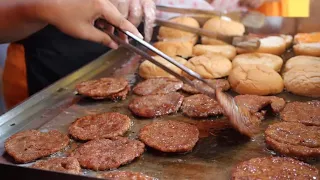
[139,16,320,98]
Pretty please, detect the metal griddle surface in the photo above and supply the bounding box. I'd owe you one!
[0,19,320,179]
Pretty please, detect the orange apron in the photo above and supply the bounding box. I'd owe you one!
[3,43,28,110]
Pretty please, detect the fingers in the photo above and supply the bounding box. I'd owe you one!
[110,0,130,18]
[101,0,143,39]
[118,30,129,43]
[128,0,143,27]
[141,0,156,42]
[83,25,119,49]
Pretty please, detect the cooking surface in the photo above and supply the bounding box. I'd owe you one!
[0,17,319,179]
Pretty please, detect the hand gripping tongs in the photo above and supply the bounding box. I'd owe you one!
[95,19,259,137]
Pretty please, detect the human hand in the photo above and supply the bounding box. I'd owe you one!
[39,0,143,49]
[110,0,156,42]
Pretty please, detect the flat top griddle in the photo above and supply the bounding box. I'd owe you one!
[0,17,319,180]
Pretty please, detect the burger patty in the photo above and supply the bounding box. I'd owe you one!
[182,79,230,94]
[97,171,156,180]
[76,77,129,98]
[235,95,286,119]
[31,157,81,174]
[92,85,130,101]
[133,78,183,96]
[215,90,261,137]
[128,92,184,118]
[265,122,320,158]
[281,101,320,126]
[69,112,131,141]
[181,94,224,118]
[70,137,145,171]
[5,130,69,163]
[232,157,319,180]
[139,120,199,153]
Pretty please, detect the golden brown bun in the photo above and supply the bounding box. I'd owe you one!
[158,16,200,44]
[203,17,245,36]
[139,56,187,79]
[201,36,228,45]
[193,44,237,59]
[183,55,232,79]
[201,17,245,46]
[153,41,193,58]
[232,53,283,72]
[293,43,320,56]
[283,64,320,97]
[228,64,284,95]
[284,55,320,72]
[237,36,286,55]
[280,34,293,48]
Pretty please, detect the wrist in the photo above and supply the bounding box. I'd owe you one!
[19,0,48,25]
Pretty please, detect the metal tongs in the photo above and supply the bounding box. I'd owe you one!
[95,19,258,137]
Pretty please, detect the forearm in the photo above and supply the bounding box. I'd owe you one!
[0,0,48,44]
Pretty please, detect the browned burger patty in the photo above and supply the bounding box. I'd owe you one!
[281,101,320,126]
[70,137,145,171]
[69,112,131,141]
[235,95,286,119]
[215,90,261,137]
[5,130,69,163]
[93,86,130,101]
[97,171,156,180]
[182,79,230,94]
[76,77,129,99]
[265,122,320,158]
[31,157,81,174]
[139,120,199,153]
[232,157,319,180]
[128,92,184,118]
[133,78,183,96]
[181,94,224,118]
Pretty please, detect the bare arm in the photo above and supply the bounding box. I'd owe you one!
[0,0,47,43]
[0,0,143,49]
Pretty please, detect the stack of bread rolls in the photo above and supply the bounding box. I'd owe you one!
[139,16,320,97]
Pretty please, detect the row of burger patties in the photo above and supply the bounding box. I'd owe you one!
[139,16,320,98]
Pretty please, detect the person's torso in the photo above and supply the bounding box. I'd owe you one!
[19,25,110,95]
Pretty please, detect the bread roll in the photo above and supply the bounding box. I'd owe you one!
[139,56,187,79]
[184,55,232,79]
[293,43,320,56]
[280,34,293,48]
[294,32,320,44]
[158,16,200,45]
[201,17,245,46]
[193,44,237,59]
[153,41,193,58]
[283,64,320,97]
[293,32,320,56]
[237,36,286,55]
[201,36,228,45]
[228,64,284,95]
[232,53,283,72]
[284,55,320,72]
